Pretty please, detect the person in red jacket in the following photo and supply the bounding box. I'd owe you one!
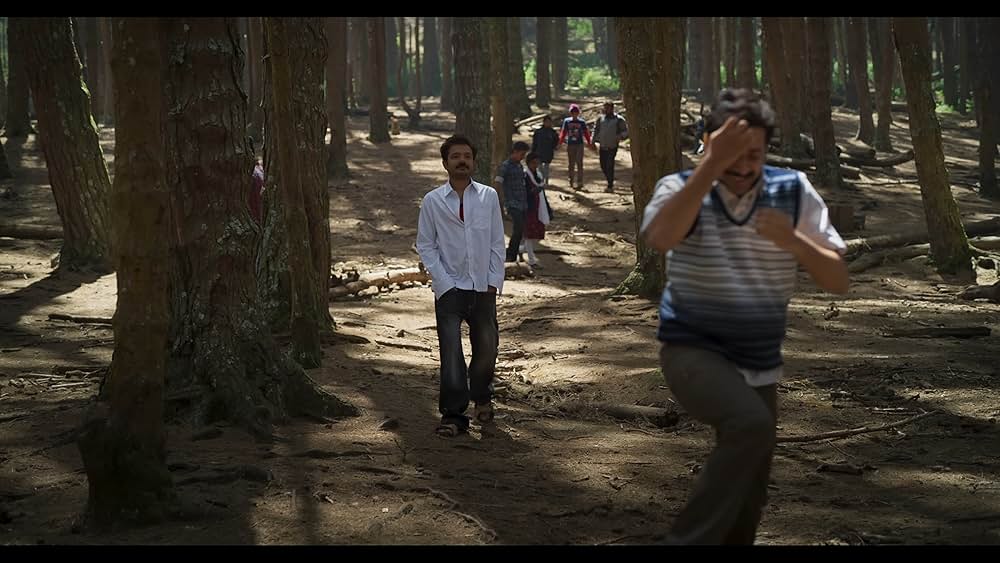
[556,103,595,190]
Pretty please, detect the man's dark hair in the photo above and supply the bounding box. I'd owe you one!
[512,141,530,153]
[525,151,541,164]
[542,115,553,122]
[704,88,776,143]
[441,135,477,161]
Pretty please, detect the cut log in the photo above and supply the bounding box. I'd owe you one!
[841,149,915,168]
[839,140,876,160]
[958,281,1000,303]
[329,262,533,300]
[847,244,929,273]
[969,236,1000,252]
[844,217,1000,255]
[48,313,113,325]
[882,326,990,338]
[0,224,64,240]
[563,401,679,428]
[765,154,860,179]
[515,100,621,128]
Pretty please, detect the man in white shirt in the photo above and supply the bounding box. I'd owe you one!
[416,135,506,437]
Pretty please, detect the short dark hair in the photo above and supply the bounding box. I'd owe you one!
[704,88,776,143]
[441,135,477,161]
[542,115,553,122]
[512,141,530,153]
[525,151,541,164]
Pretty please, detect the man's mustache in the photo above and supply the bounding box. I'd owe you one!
[724,170,754,180]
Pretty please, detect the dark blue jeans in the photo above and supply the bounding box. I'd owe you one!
[435,288,499,427]
[505,207,526,262]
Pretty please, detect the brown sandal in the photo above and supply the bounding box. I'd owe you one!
[435,422,464,437]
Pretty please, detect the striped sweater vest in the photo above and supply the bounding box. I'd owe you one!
[658,166,803,369]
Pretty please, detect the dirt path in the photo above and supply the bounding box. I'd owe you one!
[1,99,998,544]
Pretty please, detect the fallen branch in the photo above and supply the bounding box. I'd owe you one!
[515,100,622,128]
[847,244,928,273]
[374,339,431,352]
[958,281,1000,303]
[776,411,936,443]
[765,154,860,179]
[0,224,63,240]
[48,313,113,325]
[844,217,1000,255]
[882,326,990,339]
[329,262,532,300]
[562,401,679,428]
[841,149,915,168]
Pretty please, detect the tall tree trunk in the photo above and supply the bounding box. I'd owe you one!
[346,21,357,110]
[439,17,455,112]
[725,17,737,87]
[422,17,441,97]
[264,17,327,368]
[368,17,390,143]
[488,17,511,178]
[614,18,683,298]
[82,17,102,121]
[737,16,755,90]
[957,17,972,115]
[453,17,492,184]
[892,17,973,276]
[395,17,420,128]
[695,17,713,101]
[941,17,958,108]
[553,17,568,95]
[414,19,422,113]
[834,17,848,99]
[77,17,172,529]
[326,17,349,180]
[606,17,618,75]
[355,17,370,106]
[762,18,808,158]
[385,17,399,99]
[870,17,895,152]
[97,17,114,125]
[17,17,112,270]
[783,18,811,133]
[247,17,265,143]
[808,17,843,190]
[839,18,858,108]
[535,17,552,108]
[593,17,607,66]
[162,17,357,437]
[5,17,32,137]
[0,137,12,179]
[975,19,1000,199]
[508,18,532,119]
[847,16,875,144]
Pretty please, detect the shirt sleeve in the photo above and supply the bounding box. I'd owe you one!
[640,174,687,236]
[796,172,847,254]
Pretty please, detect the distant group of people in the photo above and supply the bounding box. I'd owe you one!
[530,102,629,193]
[415,89,850,545]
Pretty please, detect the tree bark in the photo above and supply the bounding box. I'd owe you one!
[606,17,618,75]
[0,131,12,179]
[593,17,607,68]
[553,17,568,95]
[264,17,327,368]
[453,18,492,184]
[724,17,737,87]
[507,18,533,119]
[488,18,511,177]
[5,18,32,137]
[326,17,349,180]
[614,18,683,298]
[385,17,399,99]
[762,18,808,158]
[96,17,114,125]
[162,17,357,437]
[17,17,112,271]
[737,17,756,90]
[422,17,441,97]
[940,17,958,108]
[439,17,454,112]
[869,17,895,152]
[808,17,843,190]
[974,19,1000,199]
[367,17,390,143]
[847,17,875,144]
[247,17,265,143]
[81,17,102,122]
[892,17,973,276]
[535,17,552,108]
[77,17,172,529]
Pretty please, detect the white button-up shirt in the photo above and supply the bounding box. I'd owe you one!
[416,180,506,300]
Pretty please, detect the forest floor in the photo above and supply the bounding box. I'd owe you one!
[1,98,999,545]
